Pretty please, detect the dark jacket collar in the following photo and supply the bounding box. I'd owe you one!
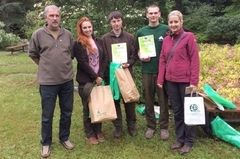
[108,29,123,37]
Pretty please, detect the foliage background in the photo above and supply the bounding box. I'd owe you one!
[1,0,240,45]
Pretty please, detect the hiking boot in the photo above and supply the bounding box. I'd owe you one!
[40,145,50,158]
[96,133,105,142]
[114,128,122,138]
[179,145,193,155]
[128,128,137,137]
[170,141,184,150]
[160,129,169,140]
[86,136,99,145]
[60,140,75,150]
[145,128,155,139]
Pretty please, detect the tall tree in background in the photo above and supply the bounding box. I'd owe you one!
[25,0,170,38]
[224,0,240,16]
[0,0,40,37]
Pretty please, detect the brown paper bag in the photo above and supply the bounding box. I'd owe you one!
[115,68,140,103]
[198,92,218,111]
[88,85,117,123]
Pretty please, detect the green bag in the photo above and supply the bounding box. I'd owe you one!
[136,105,159,119]
[110,62,121,100]
[211,116,240,148]
[137,105,145,115]
[203,83,237,109]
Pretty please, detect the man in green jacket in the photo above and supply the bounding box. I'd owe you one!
[136,4,170,140]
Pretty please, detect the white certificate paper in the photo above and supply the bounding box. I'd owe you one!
[111,43,127,63]
[138,35,156,58]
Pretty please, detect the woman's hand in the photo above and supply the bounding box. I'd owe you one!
[189,85,197,92]
[121,63,130,68]
[95,77,103,86]
[157,84,162,88]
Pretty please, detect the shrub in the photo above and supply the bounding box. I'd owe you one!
[0,21,21,50]
[199,43,240,103]
[206,15,240,44]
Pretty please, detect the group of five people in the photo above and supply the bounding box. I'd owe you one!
[28,3,199,158]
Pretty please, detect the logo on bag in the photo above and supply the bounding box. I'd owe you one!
[189,104,199,112]
[97,110,106,116]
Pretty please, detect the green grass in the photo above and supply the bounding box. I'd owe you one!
[0,51,240,159]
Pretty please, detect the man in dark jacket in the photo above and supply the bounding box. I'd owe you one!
[102,11,138,138]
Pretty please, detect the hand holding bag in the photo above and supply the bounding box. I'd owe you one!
[88,83,117,123]
[115,68,140,103]
[184,90,206,125]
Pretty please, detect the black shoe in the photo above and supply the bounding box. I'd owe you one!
[128,128,137,137]
[114,129,122,138]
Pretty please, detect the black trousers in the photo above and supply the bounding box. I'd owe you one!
[112,99,136,130]
[78,86,102,138]
[166,81,196,147]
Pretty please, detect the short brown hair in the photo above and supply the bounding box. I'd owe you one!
[107,11,123,21]
[147,4,160,13]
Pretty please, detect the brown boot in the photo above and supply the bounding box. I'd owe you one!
[170,141,184,150]
[179,145,193,155]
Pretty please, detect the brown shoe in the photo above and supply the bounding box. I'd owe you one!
[60,140,75,150]
[145,128,155,139]
[179,145,193,155]
[86,136,99,145]
[160,129,169,140]
[40,145,50,158]
[96,133,105,142]
[170,141,184,150]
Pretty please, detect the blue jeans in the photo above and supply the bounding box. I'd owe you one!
[39,80,74,146]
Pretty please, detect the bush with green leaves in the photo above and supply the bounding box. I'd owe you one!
[206,15,240,44]
[0,21,21,50]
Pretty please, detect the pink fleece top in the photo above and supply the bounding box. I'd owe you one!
[157,28,200,86]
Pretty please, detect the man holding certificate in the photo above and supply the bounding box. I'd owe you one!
[102,11,138,138]
[136,4,170,140]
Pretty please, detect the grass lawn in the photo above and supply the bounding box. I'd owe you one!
[0,51,240,159]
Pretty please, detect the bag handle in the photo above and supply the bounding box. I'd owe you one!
[190,89,198,97]
[166,32,187,68]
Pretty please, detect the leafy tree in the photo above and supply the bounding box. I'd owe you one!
[224,0,240,16]
[0,0,40,37]
[206,15,240,44]
[24,0,170,39]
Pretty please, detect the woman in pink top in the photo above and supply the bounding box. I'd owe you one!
[157,10,200,155]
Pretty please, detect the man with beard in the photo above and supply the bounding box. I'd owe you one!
[28,5,75,158]
[136,4,170,140]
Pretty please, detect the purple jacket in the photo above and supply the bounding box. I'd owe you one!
[157,28,200,86]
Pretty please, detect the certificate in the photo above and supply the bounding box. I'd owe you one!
[111,43,127,63]
[138,35,156,58]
